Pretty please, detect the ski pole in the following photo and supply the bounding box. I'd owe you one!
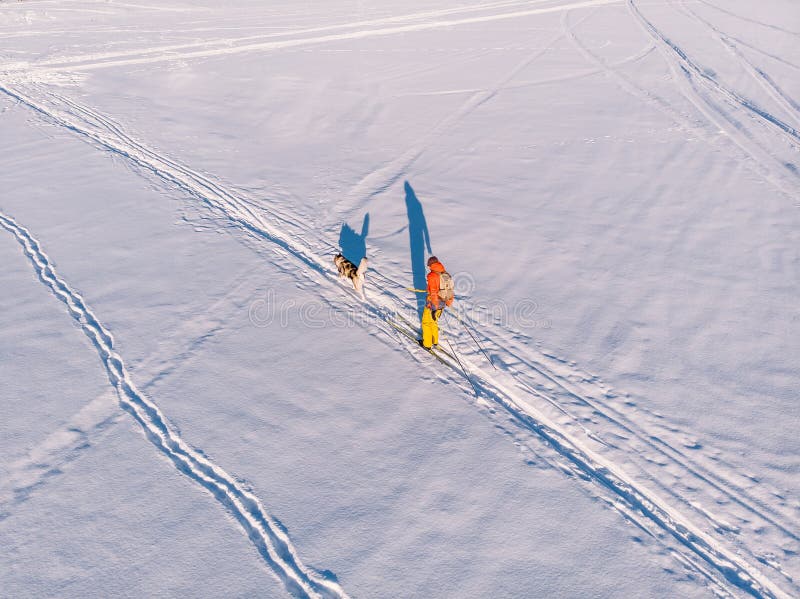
[405,287,494,371]
[443,335,479,397]
[447,311,496,370]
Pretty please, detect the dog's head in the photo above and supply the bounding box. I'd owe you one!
[333,253,345,268]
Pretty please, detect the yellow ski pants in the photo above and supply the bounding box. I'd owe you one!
[421,308,443,348]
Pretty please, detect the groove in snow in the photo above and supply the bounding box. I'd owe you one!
[0,212,349,599]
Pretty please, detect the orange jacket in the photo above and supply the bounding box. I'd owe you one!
[426,261,447,310]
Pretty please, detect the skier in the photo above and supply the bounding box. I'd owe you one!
[421,256,454,349]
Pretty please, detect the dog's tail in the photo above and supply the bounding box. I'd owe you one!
[356,257,368,276]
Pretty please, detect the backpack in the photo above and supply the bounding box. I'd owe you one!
[438,271,455,306]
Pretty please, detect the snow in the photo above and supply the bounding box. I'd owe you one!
[1,1,799,597]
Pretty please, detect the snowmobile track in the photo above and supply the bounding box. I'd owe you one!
[0,213,349,599]
[0,269,262,517]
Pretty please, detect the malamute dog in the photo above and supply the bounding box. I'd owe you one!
[334,253,368,298]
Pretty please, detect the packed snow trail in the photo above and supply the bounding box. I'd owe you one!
[0,213,349,599]
[1,83,793,598]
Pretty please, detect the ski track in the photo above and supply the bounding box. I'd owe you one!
[649,2,800,146]
[24,0,543,69]
[558,9,800,582]
[723,34,800,74]
[625,0,800,188]
[696,0,800,41]
[0,214,349,599]
[561,5,798,204]
[387,40,654,100]
[323,0,797,556]
[487,319,800,545]
[3,0,625,75]
[0,268,262,518]
[673,0,800,130]
[337,9,596,221]
[1,81,795,598]
[334,15,652,225]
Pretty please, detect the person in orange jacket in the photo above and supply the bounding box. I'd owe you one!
[421,256,454,349]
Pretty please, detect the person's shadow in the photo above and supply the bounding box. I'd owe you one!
[404,181,431,318]
[338,213,369,263]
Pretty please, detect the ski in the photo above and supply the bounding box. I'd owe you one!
[385,315,479,396]
[385,316,453,365]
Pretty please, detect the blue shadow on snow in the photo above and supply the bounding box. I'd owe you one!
[404,181,431,318]
[338,213,370,264]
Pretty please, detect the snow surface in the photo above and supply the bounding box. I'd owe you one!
[1,1,799,597]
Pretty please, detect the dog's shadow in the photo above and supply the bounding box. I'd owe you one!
[339,213,369,263]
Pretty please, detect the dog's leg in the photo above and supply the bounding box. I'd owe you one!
[353,274,365,299]
[354,258,368,299]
